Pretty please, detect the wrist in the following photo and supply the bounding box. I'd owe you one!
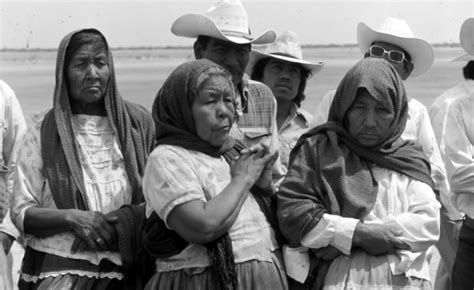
[352,221,365,247]
[232,174,255,189]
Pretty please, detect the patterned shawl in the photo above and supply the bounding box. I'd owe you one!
[40,28,155,210]
[277,58,433,289]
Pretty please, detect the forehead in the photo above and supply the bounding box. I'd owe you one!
[267,58,302,69]
[70,43,108,58]
[372,41,407,54]
[207,37,250,50]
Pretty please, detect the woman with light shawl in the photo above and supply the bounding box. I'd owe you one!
[277,57,440,289]
[142,59,287,290]
[10,29,155,289]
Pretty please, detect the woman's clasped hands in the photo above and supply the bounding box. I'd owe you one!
[231,143,278,189]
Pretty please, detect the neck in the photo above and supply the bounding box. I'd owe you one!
[276,101,292,130]
[71,100,107,116]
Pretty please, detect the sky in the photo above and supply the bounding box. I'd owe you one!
[0,0,473,49]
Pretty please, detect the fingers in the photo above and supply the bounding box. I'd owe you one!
[71,238,89,253]
[390,237,410,250]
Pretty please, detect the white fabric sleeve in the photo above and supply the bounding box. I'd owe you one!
[300,213,359,255]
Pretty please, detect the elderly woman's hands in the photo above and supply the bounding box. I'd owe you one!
[69,210,118,253]
[353,222,410,255]
[232,144,278,188]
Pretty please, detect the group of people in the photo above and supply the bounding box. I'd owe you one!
[0,0,472,289]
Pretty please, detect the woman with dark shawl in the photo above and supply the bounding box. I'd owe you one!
[142,59,287,290]
[10,29,155,289]
[277,57,440,289]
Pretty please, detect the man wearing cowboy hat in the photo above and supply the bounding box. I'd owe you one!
[171,0,285,184]
[245,30,323,177]
[312,16,449,234]
[432,18,474,289]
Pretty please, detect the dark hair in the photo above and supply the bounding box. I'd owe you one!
[65,30,108,68]
[196,35,211,50]
[250,57,312,107]
[463,61,474,80]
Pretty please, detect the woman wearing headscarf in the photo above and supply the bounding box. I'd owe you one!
[10,28,155,289]
[277,57,440,289]
[142,59,287,290]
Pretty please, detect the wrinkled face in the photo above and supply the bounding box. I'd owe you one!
[262,59,301,104]
[192,75,236,147]
[67,43,110,107]
[368,41,413,80]
[345,89,395,147]
[195,38,250,87]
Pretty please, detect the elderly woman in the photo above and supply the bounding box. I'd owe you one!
[10,29,155,289]
[143,59,287,290]
[247,31,323,172]
[277,58,440,289]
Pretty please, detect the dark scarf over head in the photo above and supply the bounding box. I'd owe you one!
[145,59,283,290]
[277,58,433,289]
[35,28,155,288]
[152,58,235,157]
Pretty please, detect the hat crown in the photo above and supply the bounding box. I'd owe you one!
[460,18,474,55]
[206,0,250,37]
[265,30,303,60]
[376,17,415,38]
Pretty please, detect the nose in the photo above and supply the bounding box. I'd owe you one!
[222,53,240,72]
[216,100,232,119]
[363,110,377,128]
[86,64,100,80]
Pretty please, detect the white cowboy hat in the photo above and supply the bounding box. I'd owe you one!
[246,30,324,76]
[452,18,474,62]
[357,17,434,77]
[171,0,276,45]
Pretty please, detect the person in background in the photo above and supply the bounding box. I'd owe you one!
[0,80,27,290]
[277,57,440,289]
[429,18,473,290]
[171,0,286,185]
[10,28,155,289]
[247,30,323,182]
[143,59,286,289]
[442,17,474,290]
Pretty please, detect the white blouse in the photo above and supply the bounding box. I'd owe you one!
[143,144,279,273]
[10,113,131,281]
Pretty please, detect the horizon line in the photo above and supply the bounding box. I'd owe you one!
[0,42,461,52]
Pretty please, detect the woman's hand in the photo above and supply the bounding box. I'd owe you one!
[353,222,410,255]
[233,144,278,188]
[68,210,118,253]
[312,245,343,261]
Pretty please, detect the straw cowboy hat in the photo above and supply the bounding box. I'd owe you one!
[246,30,324,76]
[452,18,474,61]
[357,17,434,77]
[171,0,276,45]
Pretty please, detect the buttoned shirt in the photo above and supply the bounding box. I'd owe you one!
[430,80,474,219]
[229,79,285,181]
[278,103,313,171]
[442,85,474,218]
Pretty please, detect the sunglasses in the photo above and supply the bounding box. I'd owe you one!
[369,45,409,64]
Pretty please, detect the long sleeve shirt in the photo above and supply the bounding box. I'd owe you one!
[443,90,474,218]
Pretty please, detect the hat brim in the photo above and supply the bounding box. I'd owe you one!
[246,50,324,77]
[357,22,434,77]
[171,14,276,45]
[451,53,474,62]
[460,18,474,55]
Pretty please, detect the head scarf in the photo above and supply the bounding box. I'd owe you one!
[152,58,235,157]
[279,57,432,243]
[41,28,155,210]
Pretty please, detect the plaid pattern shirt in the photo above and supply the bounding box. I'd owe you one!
[229,79,286,180]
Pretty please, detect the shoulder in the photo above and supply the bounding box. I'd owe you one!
[244,79,275,100]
